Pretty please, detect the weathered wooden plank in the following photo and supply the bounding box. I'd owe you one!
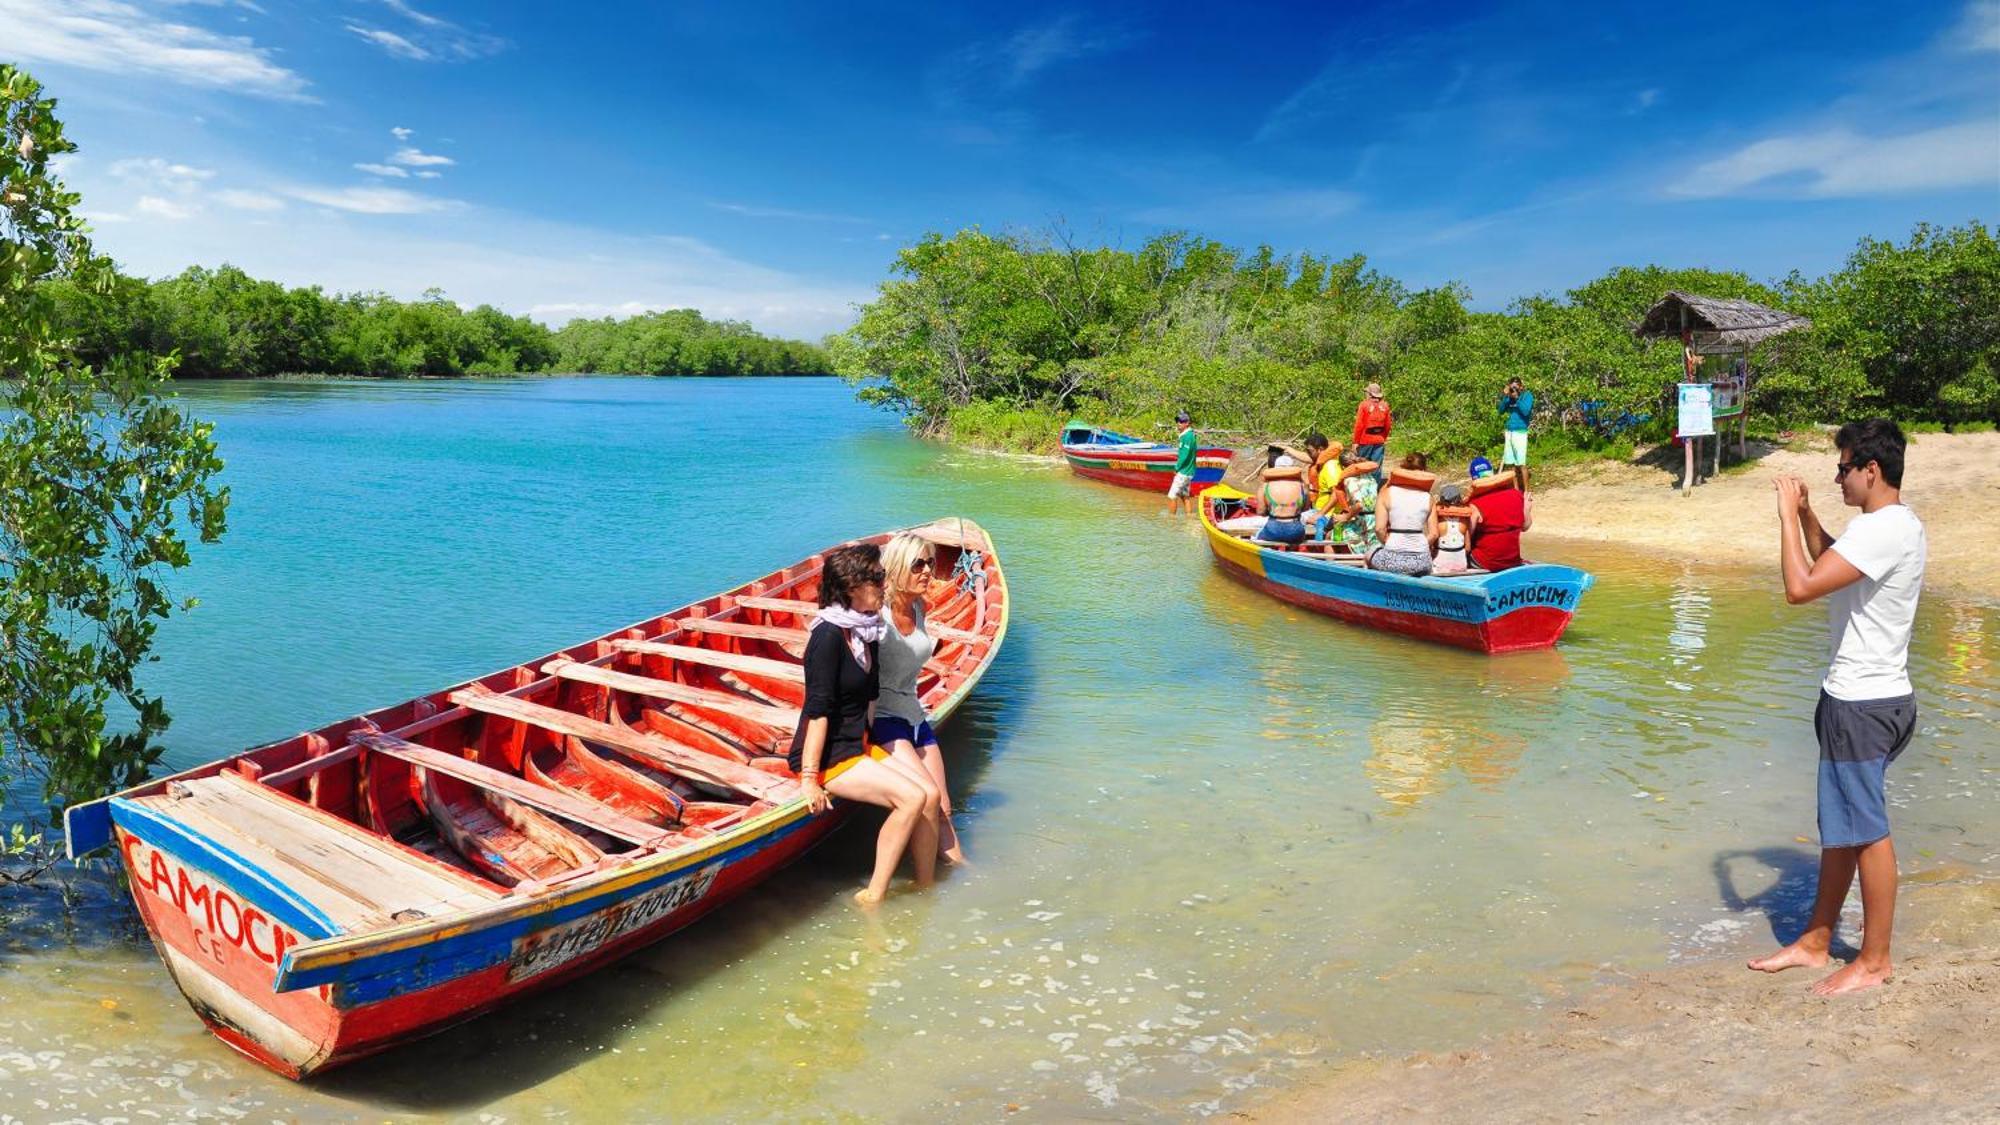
[353,733,675,848]
[611,639,805,683]
[446,688,800,803]
[534,660,799,729]
[674,617,806,655]
[259,742,363,789]
[730,595,817,616]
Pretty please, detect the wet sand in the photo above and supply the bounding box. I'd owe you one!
[1251,879,2000,1122]
[1533,430,2000,603]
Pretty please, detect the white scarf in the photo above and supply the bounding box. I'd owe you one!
[812,605,884,670]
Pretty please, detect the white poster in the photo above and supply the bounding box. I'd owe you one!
[1677,383,1714,438]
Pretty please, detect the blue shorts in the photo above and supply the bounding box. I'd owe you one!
[1255,517,1308,545]
[869,714,937,749]
[1814,691,1916,848]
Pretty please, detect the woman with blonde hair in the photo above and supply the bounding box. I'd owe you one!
[793,543,940,905]
[872,532,965,865]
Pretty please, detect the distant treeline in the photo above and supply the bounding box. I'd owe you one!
[832,221,2000,457]
[42,264,829,378]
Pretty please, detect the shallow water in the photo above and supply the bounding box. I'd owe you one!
[2,376,1995,1121]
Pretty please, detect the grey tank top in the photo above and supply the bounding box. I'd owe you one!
[876,600,936,725]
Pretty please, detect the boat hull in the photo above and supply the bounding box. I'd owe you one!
[113,805,844,1077]
[74,519,1008,1078]
[1059,423,1231,495]
[1200,488,1590,653]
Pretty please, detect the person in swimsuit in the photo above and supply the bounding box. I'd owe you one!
[1367,452,1436,576]
[1331,447,1381,553]
[870,532,965,865]
[793,543,940,906]
[1432,483,1479,575]
[1254,452,1309,546]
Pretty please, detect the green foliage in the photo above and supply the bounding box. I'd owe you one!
[549,308,827,376]
[45,269,828,379]
[2,65,229,852]
[839,223,2000,454]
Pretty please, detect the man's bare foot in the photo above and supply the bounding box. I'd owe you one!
[1747,943,1830,973]
[854,888,886,908]
[940,847,968,866]
[1812,960,1892,996]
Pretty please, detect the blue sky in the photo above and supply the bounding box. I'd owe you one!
[5,0,1996,339]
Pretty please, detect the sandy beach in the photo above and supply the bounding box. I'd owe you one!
[1251,879,2000,1122]
[1533,430,2000,603]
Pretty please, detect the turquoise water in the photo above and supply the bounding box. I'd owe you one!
[1,376,1995,1120]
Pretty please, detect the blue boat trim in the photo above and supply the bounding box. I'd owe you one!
[1253,557,1593,624]
[64,798,114,859]
[272,810,817,1000]
[110,797,343,940]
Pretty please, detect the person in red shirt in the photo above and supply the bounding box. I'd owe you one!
[1351,382,1391,483]
[1466,458,1533,571]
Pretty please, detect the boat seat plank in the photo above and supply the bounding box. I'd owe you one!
[447,688,800,803]
[136,775,503,933]
[612,639,805,683]
[730,595,817,616]
[353,733,676,848]
[674,617,806,656]
[535,660,799,729]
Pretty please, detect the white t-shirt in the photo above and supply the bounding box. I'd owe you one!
[1822,503,1926,701]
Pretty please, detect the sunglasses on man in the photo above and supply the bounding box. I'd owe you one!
[1835,459,1871,480]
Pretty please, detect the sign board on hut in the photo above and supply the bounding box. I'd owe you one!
[1676,383,1714,438]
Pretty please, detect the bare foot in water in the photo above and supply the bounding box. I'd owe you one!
[940,848,968,867]
[1812,960,1892,996]
[854,888,885,908]
[1748,943,1830,973]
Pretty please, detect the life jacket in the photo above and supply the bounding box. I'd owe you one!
[1307,453,1342,505]
[1353,399,1392,445]
[1386,467,1436,493]
[1469,472,1518,498]
[1469,486,1527,570]
[1435,504,1478,552]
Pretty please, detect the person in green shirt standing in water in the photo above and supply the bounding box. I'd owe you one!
[1167,411,1198,517]
[1497,377,1534,491]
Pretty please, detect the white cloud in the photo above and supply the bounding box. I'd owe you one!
[414,170,443,179]
[136,194,196,219]
[390,146,455,167]
[708,201,871,224]
[391,126,415,141]
[215,188,283,211]
[355,162,411,178]
[348,0,506,62]
[1950,0,2000,51]
[346,23,430,61]
[83,194,865,337]
[284,185,454,214]
[1667,120,2000,198]
[1633,88,1661,112]
[111,156,216,193]
[0,0,310,99]
[82,209,132,224]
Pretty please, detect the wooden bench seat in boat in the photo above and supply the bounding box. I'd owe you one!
[611,639,805,683]
[534,660,798,729]
[448,686,800,803]
[688,611,985,648]
[133,771,502,933]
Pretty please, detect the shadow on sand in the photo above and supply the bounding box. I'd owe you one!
[1712,845,1858,960]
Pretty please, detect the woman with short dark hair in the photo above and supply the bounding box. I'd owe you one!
[792,543,940,905]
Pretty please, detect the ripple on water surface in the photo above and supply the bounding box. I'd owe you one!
[4,377,1996,1120]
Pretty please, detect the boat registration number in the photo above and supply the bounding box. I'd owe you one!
[508,863,722,983]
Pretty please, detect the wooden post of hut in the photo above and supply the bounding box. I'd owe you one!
[1635,292,1810,497]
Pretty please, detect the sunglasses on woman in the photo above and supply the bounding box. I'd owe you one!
[912,556,935,572]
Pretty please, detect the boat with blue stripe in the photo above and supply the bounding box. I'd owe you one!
[1199,486,1592,652]
[64,518,1008,1078]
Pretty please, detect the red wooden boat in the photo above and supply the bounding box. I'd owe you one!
[63,519,1007,1078]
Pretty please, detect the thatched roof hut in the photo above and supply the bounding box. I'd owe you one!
[1634,291,1810,353]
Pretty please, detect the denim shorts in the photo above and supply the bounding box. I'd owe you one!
[869,714,937,749]
[1814,691,1916,848]
[1255,517,1308,545]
